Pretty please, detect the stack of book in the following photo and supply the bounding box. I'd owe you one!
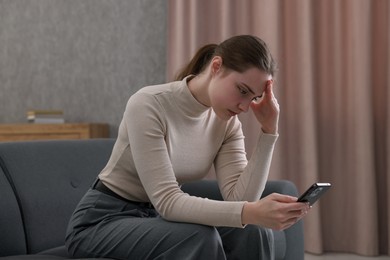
[27,110,65,124]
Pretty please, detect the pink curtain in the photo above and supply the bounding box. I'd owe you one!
[167,0,390,256]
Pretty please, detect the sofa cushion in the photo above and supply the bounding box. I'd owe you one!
[0,165,27,256]
[38,246,68,258]
[0,139,115,255]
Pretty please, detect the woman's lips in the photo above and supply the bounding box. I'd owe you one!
[228,110,238,116]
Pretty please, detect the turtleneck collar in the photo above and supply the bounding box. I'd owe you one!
[172,75,211,118]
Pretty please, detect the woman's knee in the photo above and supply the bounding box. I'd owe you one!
[196,225,223,244]
[247,224,274,242]
[177,224,225,259]
[178,223,221,247]
[218,225,274,259]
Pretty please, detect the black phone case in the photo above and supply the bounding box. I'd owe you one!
[297,183,331,206]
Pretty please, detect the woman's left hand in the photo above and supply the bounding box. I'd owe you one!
[250,80,280,134]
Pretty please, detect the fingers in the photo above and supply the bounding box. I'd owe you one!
[273,214,302,231]
[267,193,309,212]
[268,193,297,203]
[264,79,274,94]
[265,193,311,230]
[275,206,310,230]
[263,80,279,107]
[289,207,310,218]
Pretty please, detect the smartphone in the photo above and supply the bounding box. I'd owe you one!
[297,183,331,206]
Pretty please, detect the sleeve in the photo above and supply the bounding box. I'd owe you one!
[125,92,245,227]
[214,117,279,202]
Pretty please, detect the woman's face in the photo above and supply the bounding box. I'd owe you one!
[209,64,272,120]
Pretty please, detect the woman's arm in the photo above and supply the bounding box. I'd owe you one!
[214,119,278,202]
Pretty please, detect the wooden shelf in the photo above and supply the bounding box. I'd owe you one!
[0,123,109,141]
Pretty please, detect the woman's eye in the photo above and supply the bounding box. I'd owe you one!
[238,86,248,95]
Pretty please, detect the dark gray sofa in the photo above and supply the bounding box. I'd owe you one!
[0,139,304,259]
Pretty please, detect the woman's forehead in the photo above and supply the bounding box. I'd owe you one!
[235,68,272,93]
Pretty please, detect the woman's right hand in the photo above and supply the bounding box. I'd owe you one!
[241,193,310,230]
[250,80,280,135]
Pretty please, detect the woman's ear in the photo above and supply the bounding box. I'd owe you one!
[210,56,223,75]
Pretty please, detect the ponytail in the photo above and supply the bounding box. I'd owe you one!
[175,44,217,81]
[174,35,277,81]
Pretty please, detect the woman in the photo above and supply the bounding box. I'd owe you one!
[65,35,310,260]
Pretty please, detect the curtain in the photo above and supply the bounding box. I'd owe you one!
[167,0,390,256]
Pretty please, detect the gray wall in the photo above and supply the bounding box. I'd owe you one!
[0,0,167,137]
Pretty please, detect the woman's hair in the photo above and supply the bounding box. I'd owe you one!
[175,35,277,81]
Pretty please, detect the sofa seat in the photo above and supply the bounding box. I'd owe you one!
[0,139,303,259]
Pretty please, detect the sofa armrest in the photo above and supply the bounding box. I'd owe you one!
[181,179,304,260]
[262,180,305,260]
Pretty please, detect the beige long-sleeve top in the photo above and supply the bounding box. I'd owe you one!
[99,77,278,228]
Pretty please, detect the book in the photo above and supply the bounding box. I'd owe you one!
[27,110,65,124]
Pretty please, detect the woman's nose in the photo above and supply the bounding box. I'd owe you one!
[238,101,250,113]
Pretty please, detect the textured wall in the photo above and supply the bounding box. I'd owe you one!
[0,0,167,137]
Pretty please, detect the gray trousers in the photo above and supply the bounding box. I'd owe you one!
[65,188,274,260]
